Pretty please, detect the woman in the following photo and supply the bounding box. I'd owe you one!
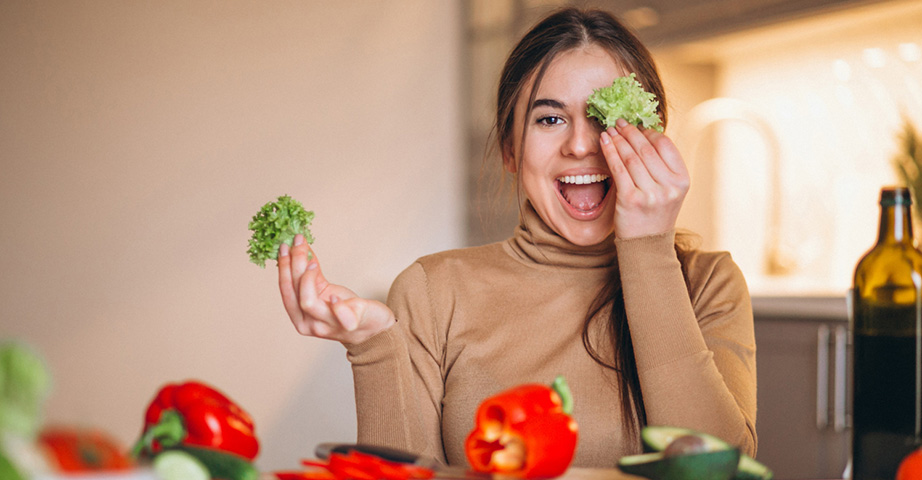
[277,7,756,468]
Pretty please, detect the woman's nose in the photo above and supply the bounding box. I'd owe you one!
[562,116,601,159]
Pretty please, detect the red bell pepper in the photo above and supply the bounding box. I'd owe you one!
[465,376,578,479]
[131,380,259,460]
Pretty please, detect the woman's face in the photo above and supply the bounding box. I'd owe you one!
[505,45,624,246]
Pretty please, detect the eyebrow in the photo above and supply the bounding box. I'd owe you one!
[532,98,565,109]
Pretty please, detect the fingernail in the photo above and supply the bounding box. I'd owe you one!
[616,118,628,128]
[307,262,318,271]
[293,234,304,246]
[601,132,611,145]
[279,243,289,257]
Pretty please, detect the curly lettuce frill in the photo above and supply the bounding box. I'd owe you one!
[586,73,664,132]
[247,195,314,268]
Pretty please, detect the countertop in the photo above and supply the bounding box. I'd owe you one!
[259,469,647,480]
[751,295,848,321]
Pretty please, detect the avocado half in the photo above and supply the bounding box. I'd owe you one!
[618,448,740,480]
[641,426,773,480]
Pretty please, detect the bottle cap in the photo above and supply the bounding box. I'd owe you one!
[880,187,912,206]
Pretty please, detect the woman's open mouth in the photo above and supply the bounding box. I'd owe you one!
[556,174,611,215]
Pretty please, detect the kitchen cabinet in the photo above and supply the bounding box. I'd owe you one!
[752,296,850,480]
[606,0,892,46]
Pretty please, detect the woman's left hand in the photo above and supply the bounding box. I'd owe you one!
[601,118,690,239]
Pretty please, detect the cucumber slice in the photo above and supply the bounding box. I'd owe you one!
[174,445,259,480]
[736,455,774,480]
[153,450,210,480]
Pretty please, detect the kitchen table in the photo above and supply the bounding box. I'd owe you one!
[260,470,842,480]
[258,470,644,480]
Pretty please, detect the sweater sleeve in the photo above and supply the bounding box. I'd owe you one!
[344,261,447,463]
[615,231,757,456]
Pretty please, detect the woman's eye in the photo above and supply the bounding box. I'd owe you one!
[537,115,565,126]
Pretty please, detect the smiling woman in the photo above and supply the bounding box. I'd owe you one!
[276,6,757,471]
[507,45,622,245]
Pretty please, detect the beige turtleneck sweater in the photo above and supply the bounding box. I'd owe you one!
[345,202,756,468]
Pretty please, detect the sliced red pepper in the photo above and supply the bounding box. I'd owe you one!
[297,451,434,480]
[465,376,578,479]
[132,380,259,460]
[274,470,337,480]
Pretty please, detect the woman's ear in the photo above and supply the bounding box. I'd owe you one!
[502,142,517,174]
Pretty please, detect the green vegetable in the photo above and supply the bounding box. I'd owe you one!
[0,449,25,480]
[168,445,259,480]
[618,449,741,480]
[641,426,773,480]
[247,195,314,268]
[0,342,51,438]
[735,455,775,480]
[586,73,664,132]
[153,450,210,480]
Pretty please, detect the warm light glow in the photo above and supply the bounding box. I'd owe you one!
[862,47,887,68]
[621,6,660,29]
[663,1,922,295]
[832,59,851,82]
[834,84,854,106]
[899,42,921,62]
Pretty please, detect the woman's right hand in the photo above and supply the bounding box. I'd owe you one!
[278,234,396,345]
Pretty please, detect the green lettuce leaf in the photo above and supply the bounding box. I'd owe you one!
[247,195,314,268]
[0,341,51,438]
[586,73,663,132]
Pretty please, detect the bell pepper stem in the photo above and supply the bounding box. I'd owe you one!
[130,409,186,458]
[551,376,573,415]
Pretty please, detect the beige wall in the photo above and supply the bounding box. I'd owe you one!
[0,1,463,471]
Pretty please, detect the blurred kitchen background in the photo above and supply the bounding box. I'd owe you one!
[1,0,920,478]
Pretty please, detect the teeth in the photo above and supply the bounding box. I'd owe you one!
[557,174,610,185]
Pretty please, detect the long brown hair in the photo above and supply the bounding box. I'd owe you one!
[493,7,678,438]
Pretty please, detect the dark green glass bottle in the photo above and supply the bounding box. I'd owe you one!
[851,187,922,480]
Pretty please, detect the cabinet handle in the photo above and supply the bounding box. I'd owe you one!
[817,324,830,429]
[834,325,848,432]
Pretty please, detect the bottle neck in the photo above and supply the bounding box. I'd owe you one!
[878,203,915,244]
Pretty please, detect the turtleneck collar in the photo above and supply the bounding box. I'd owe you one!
[504,200,619,269]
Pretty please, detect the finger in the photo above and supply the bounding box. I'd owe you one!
[288,234,310,297]
[607,125,656,190]
[601,130,636,195]
[611,122,667,188]
[277,243,303,323]
[642,128,688,177]
[616,122,677,184]
[304,316,335,338]
[330,295,361,332]
[298,261,324,312]
[298,261,337,330]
